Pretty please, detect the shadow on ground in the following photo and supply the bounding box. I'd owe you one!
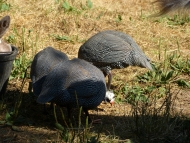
[0,89,190,143]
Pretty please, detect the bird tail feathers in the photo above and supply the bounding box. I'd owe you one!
[153,0,190,15]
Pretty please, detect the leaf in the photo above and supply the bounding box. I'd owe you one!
[5,112,11,121]
[161,75,166,82]
[55,122,65,131]
[6,121,13,126]
[12,125,23,132]
[0,3,10,12]
[55,0,59,4]
[115,15,122,23]
[165,70,174,81]
[86,0,93,9]
[55,35,70,41]
[188,60,190,67]
[177,80,190,88]
[87,135,98,143]
[5,112,14,125]
[118,15,122,21]
[0,120,6,125]
[62,1,71,11]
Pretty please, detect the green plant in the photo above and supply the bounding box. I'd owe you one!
[167,14,190,25]
[7,34,16,44]
[53,104,101,143]
[14,28,33,51]
[86,0,93,9]
[137,51,190,88]
[10,53,31,79]
[9,27,39,55]
[0,74,27,132]
[52,34,74,43]
[60,0,93,14]
[0,0,10,12]
[121,48,190,142]
[115,14,122,23]
[127,83,190,143]
[52,34,84,43]
[62,0,74,12]
[8,27,40,79]
[123,84,150,105]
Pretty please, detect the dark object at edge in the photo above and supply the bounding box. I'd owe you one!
[0,46,18,98]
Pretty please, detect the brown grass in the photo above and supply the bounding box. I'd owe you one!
[0,0,190,142]
[2,0,189,83]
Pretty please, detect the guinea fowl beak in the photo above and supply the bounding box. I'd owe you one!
[110,99,114,106]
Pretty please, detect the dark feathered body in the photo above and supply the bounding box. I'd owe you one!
[154,0,190,15]
[37,58,106,110]
[78,30,152,89]
[78,30,152,74]
[30,47,69,96]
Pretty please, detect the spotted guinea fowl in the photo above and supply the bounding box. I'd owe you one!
[154,0,190,15]
[30,46,69,96]
[37,58,114,123]
[78,30,153,90]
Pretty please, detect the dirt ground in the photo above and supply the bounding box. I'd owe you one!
[0,76,190,142]
[0,0,190,142]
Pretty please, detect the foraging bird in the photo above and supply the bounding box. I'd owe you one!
[0,15,12,54]
[36,58,114,122]
[78,30,152,90]
[154,0,190,15]
[30,47,69,96]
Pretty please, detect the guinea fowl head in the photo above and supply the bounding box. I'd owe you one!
[105,90,115,105]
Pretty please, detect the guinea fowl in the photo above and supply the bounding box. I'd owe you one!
[154,0,190,15]
[36,58,114,123]
[78,30,153,90]
[30,46,69,96]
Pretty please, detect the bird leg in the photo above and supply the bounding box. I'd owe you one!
[43,102,54,114]
[67,106,72,120]
[50,102,54,109]
[43,104,48,114]
[107,71,112,90]
[53,103,58,123]
[83,108,101,124]
[83,108,91,123]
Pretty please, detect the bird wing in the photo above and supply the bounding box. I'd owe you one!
[64,58,106,98]
[101,30,151,61]
[30,47,68,83]
[37,59,106,104]
[79,33,133,64]
[37,62,70,104]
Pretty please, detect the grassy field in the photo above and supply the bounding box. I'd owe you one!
[0,0,190,142]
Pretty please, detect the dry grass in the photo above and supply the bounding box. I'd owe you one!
[2,0,189,82]
[0,0,190,142]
